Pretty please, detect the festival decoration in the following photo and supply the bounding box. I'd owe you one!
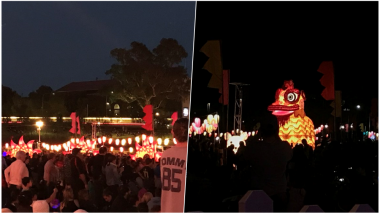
[135,135,155,159]
[226,131,248,153]
[7,136,34,158]
[267,80,315,148]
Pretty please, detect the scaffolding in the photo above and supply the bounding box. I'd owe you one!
[230,83,250,132]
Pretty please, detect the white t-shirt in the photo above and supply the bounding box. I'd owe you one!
[160,143,187,213]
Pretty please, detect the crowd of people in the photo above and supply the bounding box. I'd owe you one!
[185,117,378,212]
[1,118,189,213]
[2,145,162,212]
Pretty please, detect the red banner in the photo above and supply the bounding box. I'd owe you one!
[69,112,76,134]
[141,105,153,131]
[317,61,335,101]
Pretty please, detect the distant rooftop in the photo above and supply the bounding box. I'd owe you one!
[56,79,117,93]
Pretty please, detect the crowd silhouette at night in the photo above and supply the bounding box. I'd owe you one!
[185,115,378,212]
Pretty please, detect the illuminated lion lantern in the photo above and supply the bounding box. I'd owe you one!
[267,80,315,148]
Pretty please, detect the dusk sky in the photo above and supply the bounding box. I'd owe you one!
[2,1,196,96]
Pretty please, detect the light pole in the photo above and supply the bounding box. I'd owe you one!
[36,121,44,143]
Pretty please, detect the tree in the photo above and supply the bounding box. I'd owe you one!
[105,38,190,110]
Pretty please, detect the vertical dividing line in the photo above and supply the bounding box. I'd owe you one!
[183,2,197,212]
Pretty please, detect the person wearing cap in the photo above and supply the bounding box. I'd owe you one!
[70,148,88,199]
[160,118,188,212]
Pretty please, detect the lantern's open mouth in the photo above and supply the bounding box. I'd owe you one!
[268,104,299,115]
[271,110,294,116]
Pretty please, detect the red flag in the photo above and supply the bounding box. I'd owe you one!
[79,136,85,143]
[219,69,230,105]
[141,105,153,131]
[69,112,76,134]
[76,116,80,135]
[171,112,178,126]
[318,61,335,100]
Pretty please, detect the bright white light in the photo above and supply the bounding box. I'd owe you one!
[325,125,328,128]
[142,134,147,141]
[115,139,120,145]
[164,138,169,146]
[216,137,220,141]
[135,136,140,143]
[129,147,133,153]
[121,139,126,146]
[173,138,177,144]
[120,147,123,152]
[36,121,43,128]
[357,105,360,109]
[128,138,132,144]
[183,108,189,117]
[110,147,114,151]
[5,143,8,149]
[155,112,160,116]
[108,138,112,144]
[157,138,162,145]
[149,136,154,144]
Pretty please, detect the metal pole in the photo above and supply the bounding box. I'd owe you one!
[38,128,41,142]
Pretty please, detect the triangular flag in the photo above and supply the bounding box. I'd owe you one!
[27,140,34,149]
[19,136,24,145]
[79,136,85,143]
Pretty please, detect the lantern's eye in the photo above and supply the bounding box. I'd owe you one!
[287,92,298,102]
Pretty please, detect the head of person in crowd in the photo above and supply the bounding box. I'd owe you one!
[172,118,189,143]
[1,208,12,213]
[145,158,153,168]
[63,187,75,204]
[72,148,82,158]
[106,154,117,166]
[74,209,88,213]
[103,187,113,203]
[32,200,50,213]
[22,177,33,190]
[78,189,90,201]
[137,202,149,212]
[141,192,153,203]
[99,146,107,155]
[16,151,27,162]
[18,190,34,208]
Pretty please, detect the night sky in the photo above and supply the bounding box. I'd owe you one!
[191,2,378,130]
[2,1,196,96]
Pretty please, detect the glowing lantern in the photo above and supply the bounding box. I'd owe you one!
[98,138,101,144]
[203,132,207,136]
[129,147,133,153]
[110,147,114,152]
[248,132,251,136]
[135,136,140,143]
[121,139,126,146]
[173,138,177,144]
[75,138,79,144]
[220,133,223,137]
[157,138,162,145]
[71,138,75,143]
[102,136,106,143]
[86,139,90,145]
[108,138,112,144]
[142,134,147,141]
[5,143,9,149]
[116,139,120,146]
[267,80,315,148]
[207,115,213,124]
[194,118,201,127]
[164,138,169,146]
[149,136,154,144]
[128,138,132,145]
[120,147,124,152]
[214,133,218,137]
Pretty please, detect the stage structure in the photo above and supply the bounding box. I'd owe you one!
[267,80,315,148]
[230,83,250,132]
